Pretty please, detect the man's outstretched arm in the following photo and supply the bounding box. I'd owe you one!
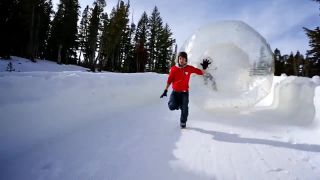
[160,83,170,98]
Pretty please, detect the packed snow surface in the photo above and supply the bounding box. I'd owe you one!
[1,57,320,179]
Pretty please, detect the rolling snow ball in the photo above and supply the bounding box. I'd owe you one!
[180,20,274,109]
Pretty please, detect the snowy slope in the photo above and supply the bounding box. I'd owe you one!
[1,57,320,179]
[0,56,88,72]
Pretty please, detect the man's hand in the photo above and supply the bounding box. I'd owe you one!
[160,89,168,98]
[200,58,212,70]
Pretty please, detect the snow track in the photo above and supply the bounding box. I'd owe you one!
[1,64,320,179]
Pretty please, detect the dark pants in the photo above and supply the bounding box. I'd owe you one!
[168,91,189,123]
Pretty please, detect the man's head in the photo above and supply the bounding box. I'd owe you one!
[178,51,188,67]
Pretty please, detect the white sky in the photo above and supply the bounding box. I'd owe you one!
[52,0,319,55]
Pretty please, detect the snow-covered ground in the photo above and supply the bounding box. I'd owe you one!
[1,57,320,179]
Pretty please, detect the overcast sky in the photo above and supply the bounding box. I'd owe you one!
[53,0,319,55]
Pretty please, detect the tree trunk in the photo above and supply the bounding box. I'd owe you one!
[33,11,40,61]
[57,44,63,64]
[90,55,95,72]
[28,5,36,62]
[78,50,82,65]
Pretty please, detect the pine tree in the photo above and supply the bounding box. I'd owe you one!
[304,55,312,77]
[78,5,90,66]
[0,0,52,61]
[165,25,176,72]
[97,12,109,71]
[153,24,164,73]
[46,0,79,64]
[96,11,108,72]
[147,6,163,72]
[25,0,40,62]
[156,23,175,73]
[100,7,117,71]
[46,3,63,62]
[284,52,295,75]
[1,0,34,59]
[121,21,136,72]
[87,0,106,72]
[0,0,20,59]
[127,21,136,72]
[171,43,178,67]
[26,0,53,61]
[293,51,304,76]
[116,1,130,72]
[304,27,320,76]
[38,0,53,60]
[303,0,320,76]
[274,48,283,76]
[100,1,130,72]
[116,1,132,72]
[134,11,149,72]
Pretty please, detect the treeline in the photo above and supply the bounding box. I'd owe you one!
[273,49,319,77]
[274,0,320,77]
[0,0,177,73]
[2,0,319,76]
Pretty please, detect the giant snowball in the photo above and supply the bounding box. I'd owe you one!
[181,20,274,109]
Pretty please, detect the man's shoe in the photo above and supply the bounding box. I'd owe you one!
[180,122,186,128]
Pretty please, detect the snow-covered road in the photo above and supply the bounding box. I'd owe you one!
[1,59,320,179]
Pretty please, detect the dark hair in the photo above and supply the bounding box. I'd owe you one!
[178,51,188,61]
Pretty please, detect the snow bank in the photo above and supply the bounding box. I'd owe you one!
[270,76,317,125]
[0,56,88,72]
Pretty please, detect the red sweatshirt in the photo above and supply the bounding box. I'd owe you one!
[167,65,203,92]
